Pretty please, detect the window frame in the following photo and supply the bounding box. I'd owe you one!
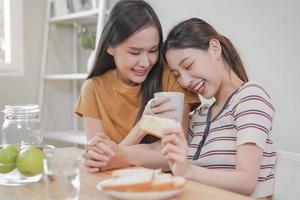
[0,0,23,76]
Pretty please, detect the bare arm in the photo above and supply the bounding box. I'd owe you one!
[120,103,191,146]
[119,121,145,146]
[82,116,169,171]
[85,136,170,171]
[161,128,263,196]
[84,101,191,171]
[83,116,105,141]
[184,144,262,195]
[122,141,170,170]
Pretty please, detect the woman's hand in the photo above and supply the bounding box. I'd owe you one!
[143,96,177,119]
[121,96,178,146]
[82,134,113,172]
[83,134,129,172]
[161,126,190,177]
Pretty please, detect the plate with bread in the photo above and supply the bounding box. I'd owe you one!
[96,168,186,200]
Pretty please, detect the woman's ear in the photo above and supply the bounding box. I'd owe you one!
[208,39,222,59]
[106,46,114,56]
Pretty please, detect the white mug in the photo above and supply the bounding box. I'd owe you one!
[154,92,184,123]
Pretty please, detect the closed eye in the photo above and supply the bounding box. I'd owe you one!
[129,51,140,55]
[186,61,194,70]
[149,48,158,53]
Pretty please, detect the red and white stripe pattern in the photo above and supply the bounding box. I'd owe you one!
[187,81,276,198]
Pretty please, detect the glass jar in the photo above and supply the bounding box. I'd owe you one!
[1,104,43,146]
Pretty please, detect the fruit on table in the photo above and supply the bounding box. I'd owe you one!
[0,145,20,173]
[16,147,46,176]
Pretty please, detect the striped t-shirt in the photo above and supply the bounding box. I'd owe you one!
[187,81,276,198]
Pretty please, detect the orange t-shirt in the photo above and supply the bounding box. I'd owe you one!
[75,65,200,143]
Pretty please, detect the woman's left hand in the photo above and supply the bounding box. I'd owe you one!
[85,134,127,171]
[161,127,190,177]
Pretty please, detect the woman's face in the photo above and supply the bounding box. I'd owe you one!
[107,25,160,86]
[165,45,223,99]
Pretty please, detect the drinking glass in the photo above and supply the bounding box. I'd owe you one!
[43,155,82,200]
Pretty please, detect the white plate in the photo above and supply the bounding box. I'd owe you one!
[96,179,185,200]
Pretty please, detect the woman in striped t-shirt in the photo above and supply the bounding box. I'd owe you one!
[161,18,276,199]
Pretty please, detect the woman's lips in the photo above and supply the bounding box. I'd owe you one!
[131,68,149,76]
[197,81,206,95]
[193,80,205,95]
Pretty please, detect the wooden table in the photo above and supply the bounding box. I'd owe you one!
[0,148,253,200]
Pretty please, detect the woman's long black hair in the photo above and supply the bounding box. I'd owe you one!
[88,0,164,123]
[163,18,248,82]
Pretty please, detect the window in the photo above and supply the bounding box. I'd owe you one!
[0,0,23,76]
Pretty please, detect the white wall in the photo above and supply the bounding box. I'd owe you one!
[149,0,300,153]
[0,0,46,141]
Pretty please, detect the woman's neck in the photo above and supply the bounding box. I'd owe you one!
[116,70,140,87]
[214,70,244,107]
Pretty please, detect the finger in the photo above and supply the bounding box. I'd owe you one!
[146,98,154,108]
[167,160,175,171]
[87,135,107,146]
[86,167,100,173]
[85,149,109,162]
[161,143,183,156]
[151,104,176,114]
[163,126,186,140]
[161,134,181,147]
[151,96,171,107]
[154,114,176,121]
[84,159,107,168]
[87,146,104,155]
[95,143,115,157]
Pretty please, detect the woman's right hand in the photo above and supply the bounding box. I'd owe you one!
[121,96,178,146]
[143,96,177,119]
[161,127,190,177]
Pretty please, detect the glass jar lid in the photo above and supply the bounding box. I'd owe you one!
[3,104,40,119]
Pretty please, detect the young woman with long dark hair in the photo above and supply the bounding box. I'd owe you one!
[160,18,275,199]
[75,1,199,172]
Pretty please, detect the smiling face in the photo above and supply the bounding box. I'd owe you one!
[165,45,224,99]
[107,25,160,86]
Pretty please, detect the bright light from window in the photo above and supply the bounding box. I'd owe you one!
[0,0,11,63]
[0,0,23,76]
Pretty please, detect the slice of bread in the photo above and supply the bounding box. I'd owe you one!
[100,172,154,192]
[112,167,161,178]
[139,115,181,138]
[100,168,186,192]
[150,173,174,191]
[150,173,186,191]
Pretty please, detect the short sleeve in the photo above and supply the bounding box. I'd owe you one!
[162,64,200,106]
[233,83,275,150]
[75,79,101,119]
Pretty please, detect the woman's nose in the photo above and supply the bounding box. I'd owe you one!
[139,54,150,68]
[180,72,193,88]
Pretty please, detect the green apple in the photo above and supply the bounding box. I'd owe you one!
[16,147,46,177]
[0,145,20,173]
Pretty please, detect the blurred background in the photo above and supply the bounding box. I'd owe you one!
[0,0,299,153]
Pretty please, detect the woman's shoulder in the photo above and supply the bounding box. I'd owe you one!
[235,81,272,100]
[83,70,115,89]
[231,81,275,112]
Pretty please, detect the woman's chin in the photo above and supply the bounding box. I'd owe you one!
[126,77,146,86]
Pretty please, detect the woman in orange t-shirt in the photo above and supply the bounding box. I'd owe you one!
[76,0,199,172]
